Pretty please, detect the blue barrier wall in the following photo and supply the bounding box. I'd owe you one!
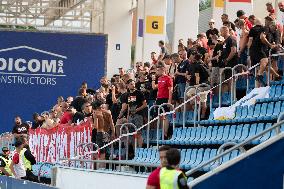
[0,30,107,132]
[192,138,284,189]
[0,175,56,189]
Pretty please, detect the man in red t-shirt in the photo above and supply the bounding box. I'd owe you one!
[237,10,253,30]
[152,61,173,138]
[60,102,73,124]
[146,145,170,189]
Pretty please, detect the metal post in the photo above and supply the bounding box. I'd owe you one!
[232,64,248,103]
[184,86,197,128]
[196,83,211,126]
[219,67,233,107]
[268,49,272,87]
[147,105,160,148]
[156,106,166,148]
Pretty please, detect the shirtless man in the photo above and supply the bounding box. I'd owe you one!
[238,19,249,66]
[92,100,115,168]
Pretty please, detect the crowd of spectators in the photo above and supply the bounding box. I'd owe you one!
[9,2,284,171]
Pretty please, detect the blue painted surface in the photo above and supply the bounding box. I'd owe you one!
[192,137,284,189]
[0,175,56,189]
[0,31,107,132]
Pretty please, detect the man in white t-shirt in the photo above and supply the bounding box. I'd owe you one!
[10,136,26,179]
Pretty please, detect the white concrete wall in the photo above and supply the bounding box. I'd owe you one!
[172,0,199,53]
[212,0,224,30]
[142,0,167,62]
[225,1,253,22]
[134,0,145,63]
[104,0,132,77]
[54,167,148,189]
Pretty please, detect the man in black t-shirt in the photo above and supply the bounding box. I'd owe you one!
[175,50,189,103]
[12,116,29,137]
[248,18,278,86]
[220,26,238,69]
[221,13,236,31]
[206,19,219,39]
[122,80,147,118]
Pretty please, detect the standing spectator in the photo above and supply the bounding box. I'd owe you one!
[66,96,74,105]
[119,67,125,78]
[151,52,158,65]
[209,36,224,87]
[264,16,282,81]
[197,33,208,49]
[136,74,150,104]
[168,54,178,78]
[186,54,210,119]
[10,136,26,179]
[99,76,110,95]
[112,82,128,127]
[71,88,88,112]
[266,2,276,18]
[12,116,29,137]
[206,19,219,40]
[237,10,253,30]
[248,18,278,86]
[93,101,115,168]
[248,15,256,26]
[31,113,44,129]
[0,147,12,176]
[158,40,168,61]
[174,50,189,104]
[220,26,238,69]
[221,13,236,31]
[238,19,249,66]
[41,112,55,129]
[152,62,173,138]
[60,102,73,124]
[146,145,171,189]
[159,148,189,189]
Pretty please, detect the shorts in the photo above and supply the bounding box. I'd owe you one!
[156,98,170,112]
[96,132,109,154]
[186,86,209,103]
[211,67,220,86]
[250,51,267,67]
[177,83,186,99]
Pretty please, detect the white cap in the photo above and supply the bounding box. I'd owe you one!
[217,36,225,41]
[209,19,215,23]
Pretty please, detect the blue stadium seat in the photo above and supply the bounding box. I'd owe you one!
[203,126,217,145]
[183,149,198,170]
[275,85,283,97]
[181,149,192,169]
[225,125,237,142]
[237,124,250,143]
[233,124,243,142]
[212,126,224,145]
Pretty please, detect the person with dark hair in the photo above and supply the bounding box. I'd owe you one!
[174,49,189,104]
[10,136,26,179]
[12,116,30,137]
[266,2,276,18]
[237,10,253,30]
[159,148,189,189]
[31,113,44,129]
[93,100,115,168]
[248,15,256,26]
[158,40,168,61]
[71,88,88,112]
[152,62,173,138]
[146,146,171,189]
[221,13,236,31]
[151,52,158,65]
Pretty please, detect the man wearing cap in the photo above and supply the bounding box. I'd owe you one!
[206,19,219,40]
[0,147,12,176]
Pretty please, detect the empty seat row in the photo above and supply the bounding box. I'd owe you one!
[159,123,273,146]
[141,129,162,144]
[199,101,283,125]
[131,148,240,171]
[269,84,284,98]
